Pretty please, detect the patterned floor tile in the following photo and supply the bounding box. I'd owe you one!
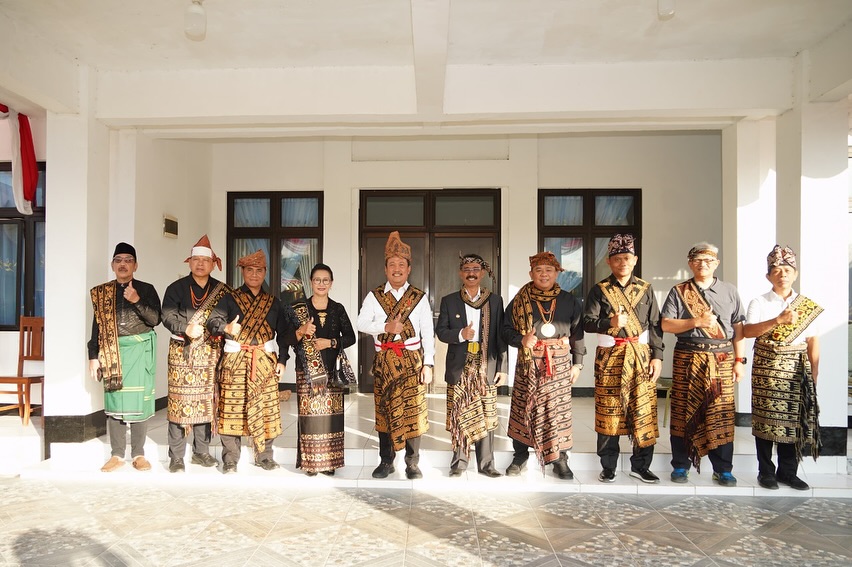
[324,525,406,566]
[787,499,852,534]
[404,525,481,566]
[476,526,555,567]
[657,496,780,532]
[346,489,411,521]
[256,522,337,567]
[544,528,629,555]
[469,498,534,526]
[0,519,115,566]
[407,497,474,527]
[615,530,706,563]
[710,533,852,567]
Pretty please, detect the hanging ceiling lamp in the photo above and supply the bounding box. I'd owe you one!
[185,0,207,41]
[657,0,675,21]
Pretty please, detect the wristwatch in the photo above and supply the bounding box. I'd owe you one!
[734,357,747,365]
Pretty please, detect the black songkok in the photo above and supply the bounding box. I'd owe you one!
[113,242,136,261]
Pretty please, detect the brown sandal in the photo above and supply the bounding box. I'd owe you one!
[132,456,152,471]
[100,456,125,472]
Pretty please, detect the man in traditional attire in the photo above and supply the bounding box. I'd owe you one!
[502,251,585,479]
[210,250,285,474]
[584,234,664,483]
[744,245,822,491]
[357,231,435,480]
[661,242,746,486]
[88,243,161,472]
[161,235,231,472]
[436,253,506,478]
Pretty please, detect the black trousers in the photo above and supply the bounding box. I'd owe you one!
[755,436,798,478]
[670,435,733,473]
[378,432,420,466]
[597,433,654,471]
[450,430,496,471]
[107,416,147,459]
[512,439,568,466]
[220,434,274,465]
[167,421,211,460]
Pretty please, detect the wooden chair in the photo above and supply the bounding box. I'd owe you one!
[0,316,45,425]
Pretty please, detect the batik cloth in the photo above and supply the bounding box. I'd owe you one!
[593,278,658,447]
[167,282,228,425]
[670,340,735,471]
[296,370,345,473]
[751,295,823,461]
[91,281,123,389]
[371,285,429,452]
[217,290,282,453]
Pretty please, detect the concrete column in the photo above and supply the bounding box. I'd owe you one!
[721,119,777,415]
[777,97,849,455]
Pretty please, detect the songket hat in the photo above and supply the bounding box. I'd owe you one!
[185,234,223,271]
[385,231,412,262]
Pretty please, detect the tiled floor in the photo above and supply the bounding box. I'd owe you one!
[1,395,851,565]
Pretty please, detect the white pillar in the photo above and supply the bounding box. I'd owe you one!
[721,118,777,414]
[777,98,849,436]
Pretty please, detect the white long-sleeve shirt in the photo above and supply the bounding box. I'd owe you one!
[357,281,436,365]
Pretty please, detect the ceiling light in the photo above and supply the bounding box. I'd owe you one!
[185,0,206,41]
[657,0,675,21]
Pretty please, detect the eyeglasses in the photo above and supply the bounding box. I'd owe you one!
[690,258,717,265]
[312,278,332,285]
[112,257,135,265]
[461,267,482,273]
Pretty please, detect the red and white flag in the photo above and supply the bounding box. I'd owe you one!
[0,103,37,215]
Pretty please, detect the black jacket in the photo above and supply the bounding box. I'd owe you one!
[435,290,507,385]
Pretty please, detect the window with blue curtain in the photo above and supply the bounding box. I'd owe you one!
[539,189,641,300]
[228,192,323,304]
[0,162,45,329]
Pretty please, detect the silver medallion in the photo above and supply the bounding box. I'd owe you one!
[540,322,556,338]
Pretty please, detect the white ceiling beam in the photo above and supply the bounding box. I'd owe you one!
[807,19,852,102]
[410,0,450,118]
[444,59,794,115]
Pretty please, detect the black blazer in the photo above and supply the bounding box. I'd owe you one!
[435,291,507,385]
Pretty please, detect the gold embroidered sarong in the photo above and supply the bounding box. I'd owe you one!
[167,282,229,425]
[91,281,123,391]
[751,295,822,461]
[446,290,497,456]
[593,279,658,447]
[217,290,282,453]
[371,285,429,452]
[507,282,573,466]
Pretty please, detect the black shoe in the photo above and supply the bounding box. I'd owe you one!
[254,458,280,471]
[599,468,616,482]
[372,462,395,478]
[478,466,502,478]
[777,474,809,491]
[191,453,218,467]
[449,467,463,477]
[757,473,779,490]
[629,469,660,484]
[405,465,423,479]
[321,469,335,476]
[505,460,527,476]
[552,460,574,480]
[169,458,185,473]
[305,471,317,477]
[222,462,237,474]
[328,375,347,389]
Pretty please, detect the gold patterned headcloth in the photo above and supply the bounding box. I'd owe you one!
[607,233,635,257]
[237,249,267,269]
[529,251,564,272]
[458,252,493,277]
[384,231,411,261]
[767,244,797,271]
[687,244,718,261]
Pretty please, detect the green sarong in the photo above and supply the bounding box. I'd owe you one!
[104,330,157,422]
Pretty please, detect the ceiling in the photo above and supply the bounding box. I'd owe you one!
[1,0,851,137]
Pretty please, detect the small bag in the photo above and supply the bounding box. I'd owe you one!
[337,349,356,385]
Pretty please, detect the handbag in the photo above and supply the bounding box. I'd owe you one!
[336,349,356,385]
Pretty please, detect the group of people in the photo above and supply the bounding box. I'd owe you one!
[359,231,822,489]
[88,235,356,476]
[88,230,823,490]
